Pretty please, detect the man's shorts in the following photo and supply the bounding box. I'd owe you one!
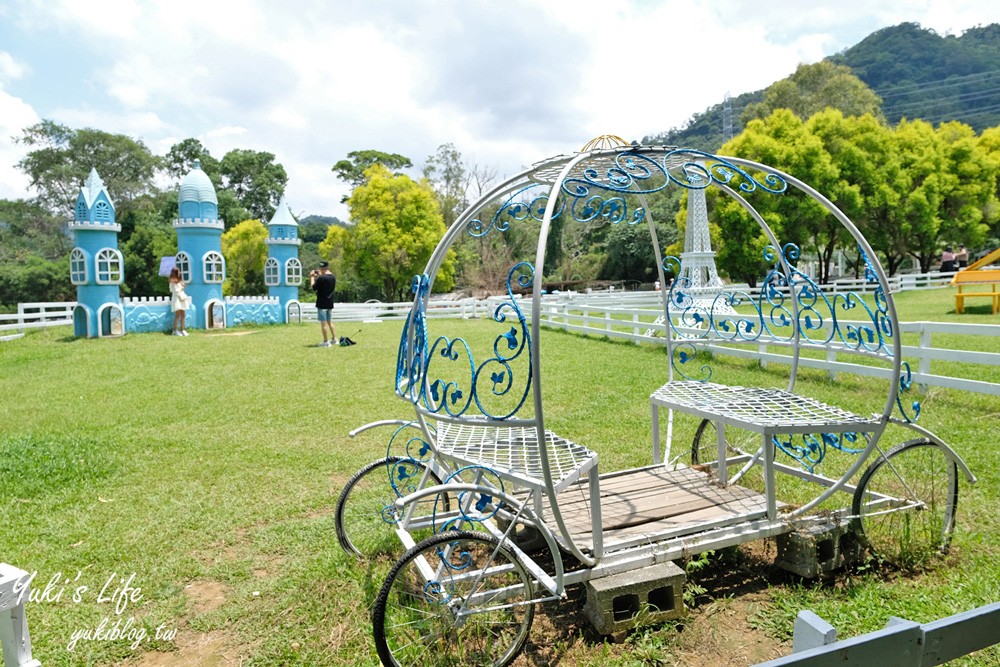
[317,308,333,322]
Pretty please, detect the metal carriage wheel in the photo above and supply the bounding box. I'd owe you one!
[336,455,451,558]
[688,418,767,491]
[851,438,959,566]
[372,530,535,667]
[691,418,760,465]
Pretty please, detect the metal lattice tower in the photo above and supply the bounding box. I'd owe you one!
[679,182,724,292]
[723,92,733,144]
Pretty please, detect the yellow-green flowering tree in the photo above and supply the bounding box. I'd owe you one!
[344,164,454,301]
[221,218,268,295]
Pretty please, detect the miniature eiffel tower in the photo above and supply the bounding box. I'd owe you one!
[678,184,724,292]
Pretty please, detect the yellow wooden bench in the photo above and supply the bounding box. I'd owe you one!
[951,248,1000,314]
[955,283,999,314]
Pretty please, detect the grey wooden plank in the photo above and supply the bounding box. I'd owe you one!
[754,621,922,666]
[920,601,1000,666]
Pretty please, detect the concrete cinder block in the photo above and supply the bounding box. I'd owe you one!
[584,561,686,635]
[775,521,863,578]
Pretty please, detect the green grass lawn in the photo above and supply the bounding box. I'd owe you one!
[1,294,998,666]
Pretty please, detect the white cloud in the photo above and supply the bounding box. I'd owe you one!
[0,88,39,200]
[1,0,996,219]
[0,51,29,83]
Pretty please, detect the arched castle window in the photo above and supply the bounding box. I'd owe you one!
[95,248,123,285]
[70,248,88,284]
[175,252,191,282]
[75,200,87,221]
[285,258,302,285]
[94,200,112,222]
[264,258,280,286]
[203,251,225,283]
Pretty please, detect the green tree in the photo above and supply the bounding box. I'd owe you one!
[721,109,848,283]
[423,143,469,229]
[332,150,413,202]
[123,219,175,297]
[343,165,453,300]
[0,255,74,307]
[16,120,161,216]
[164,138,221,183]
[0,199,70,262]
[936,121,999,252]
[805,111,899,274]
[741,61,884,126]
[598,219,678,283]
[218,149,288,222]
[977,126,1000,242]
[894,119,948,272]
[221,219,268,295]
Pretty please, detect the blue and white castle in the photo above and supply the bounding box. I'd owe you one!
[69,161,300,337]
[70,169,125,338]
[265,195,303,323]
[174,159,226,329]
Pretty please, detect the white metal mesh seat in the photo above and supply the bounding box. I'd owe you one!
[434,420,598,492]
[650,381,880,435]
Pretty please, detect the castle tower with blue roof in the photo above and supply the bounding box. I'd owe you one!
[264,195,303,323]
[70,169,124,338]
[174,159,226,329]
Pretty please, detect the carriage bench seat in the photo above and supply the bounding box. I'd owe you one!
[650,381,881,437]
[434,420,598,493]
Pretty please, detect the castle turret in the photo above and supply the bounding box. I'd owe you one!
[174,159,226,329]
[264,195,303,322]
[70,169,124,337]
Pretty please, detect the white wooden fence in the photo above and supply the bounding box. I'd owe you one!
[0,302,76,342]
[754,602,1000,666]
[8,285,999,395]
[528,296,1000,396]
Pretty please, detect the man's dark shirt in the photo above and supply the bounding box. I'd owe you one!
[313,273,336,309]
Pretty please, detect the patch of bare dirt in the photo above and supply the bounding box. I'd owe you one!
[511,543,796,666]
[672,594,787,665]
[129,630,240,666]
[184,580,228,615]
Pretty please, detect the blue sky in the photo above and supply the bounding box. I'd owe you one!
[1,0,997,221]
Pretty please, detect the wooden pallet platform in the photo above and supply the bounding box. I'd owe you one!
[541,465,775,552]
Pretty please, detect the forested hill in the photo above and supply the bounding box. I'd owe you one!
[832,22,1000,130]
[643,22,1000,150]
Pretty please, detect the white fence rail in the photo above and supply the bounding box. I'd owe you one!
[529,297,1000,396]
[9,289,999,395]
[755,602,1000,666]
[0,302,75,341]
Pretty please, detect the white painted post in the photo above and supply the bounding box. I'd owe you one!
[792,610,837,652]
[919,325,932,390]
[0,564,42,667]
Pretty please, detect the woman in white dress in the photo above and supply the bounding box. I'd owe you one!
[168,267,192,335]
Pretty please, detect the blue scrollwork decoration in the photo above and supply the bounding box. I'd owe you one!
[433,465,506,533]
[395,273,431,400]
[422,544,476,605]
[664,245,897,362]
[895,361,921,423]
[772,431,869,473]
[397,265,533,421]
[561,148,787,200]
[663,149,788,194]
[467,184,564,237]
[384,421,435,463]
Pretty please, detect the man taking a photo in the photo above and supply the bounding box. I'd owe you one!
[310,261,338,347]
